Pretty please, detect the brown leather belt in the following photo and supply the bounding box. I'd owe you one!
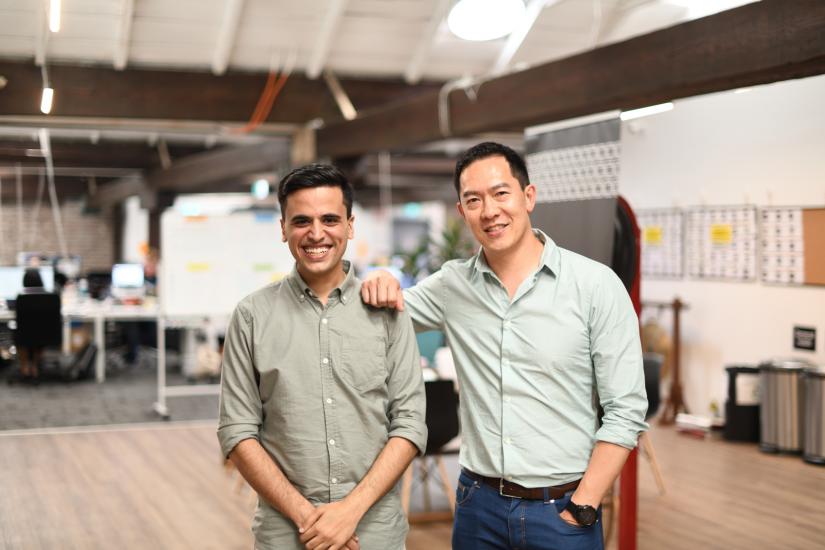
[462,468,580,500]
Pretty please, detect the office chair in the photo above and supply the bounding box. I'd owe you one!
[402,379,460,523]
[14,292,62,350]
[12,292,62,382]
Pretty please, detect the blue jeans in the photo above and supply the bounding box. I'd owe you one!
[451,470,604,550]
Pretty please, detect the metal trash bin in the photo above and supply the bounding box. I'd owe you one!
[803,366,825,465]
[724,365,760,442]
[759,359,811,453]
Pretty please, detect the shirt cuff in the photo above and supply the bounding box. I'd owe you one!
[594,421,649,450]
[388,421,428,456]
[217,421,261,458]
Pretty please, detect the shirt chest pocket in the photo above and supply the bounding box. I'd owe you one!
[337,336,387,392]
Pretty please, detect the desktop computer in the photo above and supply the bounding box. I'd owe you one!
[0,266,56,308]
[110,263,146,303]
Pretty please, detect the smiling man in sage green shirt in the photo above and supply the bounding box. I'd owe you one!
[362,142,648,550]
[218,164,427,550]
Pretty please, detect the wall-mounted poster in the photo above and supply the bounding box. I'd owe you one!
[686,206,757,281]
[638,208,684,278]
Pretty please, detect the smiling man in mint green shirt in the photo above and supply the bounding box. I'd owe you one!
[362,142,647,550]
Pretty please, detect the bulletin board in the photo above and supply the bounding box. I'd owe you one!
[686,206,757,281]
[638,208,684,278]
[160,210,294,317]
[761,206,825,286]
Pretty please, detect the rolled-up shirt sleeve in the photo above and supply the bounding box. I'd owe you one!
[384,309,428,455]
[217,303,263,458]
[403,269,446,333]
[589,266,649,449]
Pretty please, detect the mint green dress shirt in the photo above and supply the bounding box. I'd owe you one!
[217,263,427,550]
[405,230,648,487]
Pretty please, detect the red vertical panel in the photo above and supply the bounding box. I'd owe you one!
[617,196,641,550]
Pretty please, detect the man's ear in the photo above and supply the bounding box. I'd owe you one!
[524,184,537,213]
[347,216,355,239]
[280,217,286,242]
[456,201,465,220]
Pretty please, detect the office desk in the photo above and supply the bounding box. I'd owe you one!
[0,301,161,383]
[63,302,161,383]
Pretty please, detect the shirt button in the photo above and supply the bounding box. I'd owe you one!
[504,396,511,403]
[503,320,510,328]
[503,359,510,367]
[326,398,333,404]
[322,358,329,364]
[329,439,335,446]
[322,318,328,324]
[505,437,512,445]
[331,477,338,484]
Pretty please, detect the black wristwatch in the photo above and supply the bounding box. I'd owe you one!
[564,500,597,527]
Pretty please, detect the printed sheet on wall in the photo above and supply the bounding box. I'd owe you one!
[638,208,683,278]
[686,206,757,281]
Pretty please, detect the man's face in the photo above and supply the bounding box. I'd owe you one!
[280,185,353,283]
[456,155,536,256]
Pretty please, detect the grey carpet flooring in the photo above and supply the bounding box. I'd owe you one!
[0,360,219,431]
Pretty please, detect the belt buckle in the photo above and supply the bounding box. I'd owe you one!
[499,478,522,499]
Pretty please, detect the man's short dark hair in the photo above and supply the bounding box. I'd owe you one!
[277,163,354,218]
[453,142,530,197]
[22,268,43,288]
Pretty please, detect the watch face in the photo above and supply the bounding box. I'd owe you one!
[576,506,597,526]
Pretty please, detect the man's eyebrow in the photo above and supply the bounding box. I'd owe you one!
[289,214,311,223]
[461,182,510,199]
[321,213,342,220]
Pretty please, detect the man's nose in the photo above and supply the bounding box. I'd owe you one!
[481,199,498,219]
[307,220,324,239]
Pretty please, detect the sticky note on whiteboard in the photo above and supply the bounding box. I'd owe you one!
[186,262,211,272]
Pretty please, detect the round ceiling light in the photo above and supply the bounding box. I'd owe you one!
[447,0,526,42]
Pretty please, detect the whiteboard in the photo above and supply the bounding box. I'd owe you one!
[160,210,294,317]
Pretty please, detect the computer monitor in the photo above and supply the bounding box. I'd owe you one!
[0,266,56,302]
[111,263,145,301]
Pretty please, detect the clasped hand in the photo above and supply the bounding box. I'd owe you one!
[299,500,363,550]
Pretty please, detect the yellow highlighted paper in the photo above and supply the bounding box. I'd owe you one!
[710,224,733,245]
[644,226,663,245]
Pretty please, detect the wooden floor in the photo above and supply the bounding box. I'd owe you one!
[1,422,824,549]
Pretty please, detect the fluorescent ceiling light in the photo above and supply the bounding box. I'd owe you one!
[40,87,54,114]
[620,102,673,121]
[448,0,526,42]
[49,0,61,32]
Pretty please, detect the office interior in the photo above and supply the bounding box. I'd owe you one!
[1,1,824,549]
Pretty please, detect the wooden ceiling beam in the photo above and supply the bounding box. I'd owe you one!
[86,140,290,209]
[317,0,825,158]
[0,61,441,124]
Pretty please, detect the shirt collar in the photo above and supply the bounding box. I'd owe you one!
[470,229,560,278]
[287,260,356,304]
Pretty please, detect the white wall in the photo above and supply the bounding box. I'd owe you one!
[619,74,825,417]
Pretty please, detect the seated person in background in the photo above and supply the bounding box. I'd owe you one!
[217,164,427,550]
[15,268,47,381]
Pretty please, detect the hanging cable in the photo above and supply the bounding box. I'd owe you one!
[0,175,4,262]
[231,50,296,134]
[30,172,46,251]
[15,164,24,255]
[39,129,69,258]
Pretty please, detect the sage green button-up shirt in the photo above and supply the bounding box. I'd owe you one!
[217,262,426,550]
[405,230,648,488]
